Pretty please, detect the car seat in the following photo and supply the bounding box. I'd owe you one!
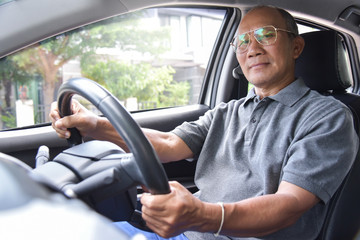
[295,30,360,240]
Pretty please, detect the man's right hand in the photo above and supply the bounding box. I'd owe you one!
[49,100,99,139]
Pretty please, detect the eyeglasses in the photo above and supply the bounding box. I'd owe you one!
[230,25,297,54]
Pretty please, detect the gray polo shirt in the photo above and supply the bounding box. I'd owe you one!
[172,79,358,240]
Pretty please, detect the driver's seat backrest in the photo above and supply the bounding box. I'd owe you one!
[295,30,360,239]
[295,30,360,134]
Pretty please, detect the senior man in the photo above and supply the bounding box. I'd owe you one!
[50,5,358,240]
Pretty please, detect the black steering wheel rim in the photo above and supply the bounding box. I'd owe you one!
[57,77,170,195]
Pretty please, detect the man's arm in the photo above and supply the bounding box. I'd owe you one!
[141,181,320,238]
[50,101,193,163]
[221,181,320,237]
[142,128,194,163]
[93,117,193,162]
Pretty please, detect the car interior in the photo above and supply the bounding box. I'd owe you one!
[0,0,360,239]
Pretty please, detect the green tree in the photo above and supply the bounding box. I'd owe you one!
[0,57,34,128]
[0,57,32,108]
[82,60,184,108]
[159,81,190,108]
[9,10,170,120]
[0,58,16,109]
[11,30,100,119]
[80,11,191,109]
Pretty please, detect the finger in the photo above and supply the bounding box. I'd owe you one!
[142,209,171,234]
[49,102,61,122]
[169,180,182,189]
[49,110,60,122]
[70,99,82,114]
[54,115,81,138]
[53,120,71,138]
[55,131,70,139]
[142,214,177,239]
[50,101,58,112]
[141,190,176,210]
[141,204,166,219]
[142,218,164,236]
[140,193,165,211]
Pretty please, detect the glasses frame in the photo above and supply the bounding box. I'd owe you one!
[230,25,297,54]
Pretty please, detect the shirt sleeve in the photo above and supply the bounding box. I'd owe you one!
[171,107,214,158]
[171,102,234,158]
[282,106,359,204]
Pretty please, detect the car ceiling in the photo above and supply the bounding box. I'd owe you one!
[0,0,359,59]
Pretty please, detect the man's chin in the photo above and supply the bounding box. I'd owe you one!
[248,78,270,88]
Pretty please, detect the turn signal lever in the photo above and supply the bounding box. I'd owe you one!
[35,145,49,168]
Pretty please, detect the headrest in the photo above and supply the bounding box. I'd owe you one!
[295,30,352,92]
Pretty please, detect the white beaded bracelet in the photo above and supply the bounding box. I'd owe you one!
[214,202,225,237]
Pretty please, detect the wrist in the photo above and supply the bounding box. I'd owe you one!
[94,116,129,151]
[86,115,103,139]
[195,201,225,234]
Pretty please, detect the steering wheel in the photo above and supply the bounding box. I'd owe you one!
[57,77,170,195]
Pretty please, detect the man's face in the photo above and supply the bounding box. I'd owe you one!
[236,8,302,93]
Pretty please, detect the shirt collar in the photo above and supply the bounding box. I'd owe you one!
[244,87,257,104]
[243,78,310,107]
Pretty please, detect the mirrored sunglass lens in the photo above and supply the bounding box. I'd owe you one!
[254,27,277,45]
[237,33,250,52]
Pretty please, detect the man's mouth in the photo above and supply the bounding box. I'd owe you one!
[249,62,269,69]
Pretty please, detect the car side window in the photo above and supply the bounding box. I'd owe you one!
[0,7,227,130]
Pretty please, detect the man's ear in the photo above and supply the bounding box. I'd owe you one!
[293,36,305,60]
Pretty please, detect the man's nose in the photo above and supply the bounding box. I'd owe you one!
[247,34,264,57]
